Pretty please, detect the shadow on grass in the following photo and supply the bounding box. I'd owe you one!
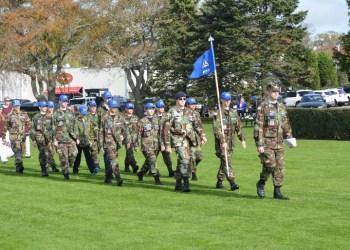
[0,161,259,199]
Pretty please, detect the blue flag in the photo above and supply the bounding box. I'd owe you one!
[188,47,216,79]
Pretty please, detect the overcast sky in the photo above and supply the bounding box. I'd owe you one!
[297,0,349,34]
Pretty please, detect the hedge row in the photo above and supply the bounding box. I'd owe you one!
[287,108,350,140]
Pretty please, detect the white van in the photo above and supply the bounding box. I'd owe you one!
[284,90,314,107]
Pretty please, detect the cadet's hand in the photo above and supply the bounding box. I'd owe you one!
[127,143,131,149]
[258,146,264,154]
[32,141,37,147]
[241,140,246,149]
[54,141,58,147]
[165,146,172,153]
[100,148,104,153]
[120,135,124,141]
[76,139,80,145]
[221,143,227,150]
[201,136,207,145]
[161,145,165,151]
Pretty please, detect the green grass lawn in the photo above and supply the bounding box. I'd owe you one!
[0,125,349,249]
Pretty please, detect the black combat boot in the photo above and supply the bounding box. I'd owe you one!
[167,165,174,177]
[42,171,49,177]
[229,179,239,191]
[137,172,143,181]
[256,180,266,198]
[63,173,70,181]
[183,178,191,192]
[216,179,224,189]
[131,163,139,174]
[154,175,163,185]
[104,173,112,184]
[274,186,290,200]
[175,179,182,191]
[52,163,59,172]
[191,172,198,181]
[124,161,131,172]
[116,175,123,186]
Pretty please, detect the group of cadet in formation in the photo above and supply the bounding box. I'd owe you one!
[1,82,293,199]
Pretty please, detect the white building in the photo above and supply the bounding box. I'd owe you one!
[0,67,129,101]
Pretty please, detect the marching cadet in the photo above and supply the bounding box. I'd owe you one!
[52,95,78,180]
[213,92,246,191]
[97,91,112,181]
[30,101,53,176]
[186,98,207,181]
[46,101,59,172]
[73,105,98,174]
[86,100,101,174]
[123,102,139,173]
[154,100,174,177]
[100,99,130,186]
[1,100,31,173]
[164,91,197,192]
[137,103,163,185]
[254,83,294,200]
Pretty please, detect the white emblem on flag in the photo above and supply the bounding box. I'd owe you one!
[202,59,209,68]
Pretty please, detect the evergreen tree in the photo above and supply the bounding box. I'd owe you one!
[317,51,338,88]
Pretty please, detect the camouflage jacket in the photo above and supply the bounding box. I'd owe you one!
[163,106,196,148]
[188,110,206,145]
[254,101,293,149]
[154,111,168,148]
[86,112,99,141]
[2,110,31,141]
[52,108,77,143]
[124,113,140,146]
[30,112,53,144]
[97,102,109,129]
[213,108,245,151]
[74,116,97,147]
[100,112,130,149]
[139,115,160,151]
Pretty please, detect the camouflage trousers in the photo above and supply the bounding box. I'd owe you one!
[90,140,100,166]
[259,148,285,187]
[216,149,235,181]
[107,142,120,177]
[174,146,191,180]
[46,141,57,170]
[140,150,159,176]
[10,139,24,165]
[35,141,49,172]
[190,145,203,173]
[56,141,78,175]
[156,150,173,174]
[124,145,137,168]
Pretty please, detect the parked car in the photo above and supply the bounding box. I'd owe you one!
[20,102,39,112]
[69,97,96,112]
[284,90,314,107]
[325,88,348,106]
[338,86,350,101]
[297,94,326,108]
[314,90,335,107]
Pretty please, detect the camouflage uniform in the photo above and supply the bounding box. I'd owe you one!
[46,111,58,172]
[86,112,100,169]
[164,107,196,190]
[138,115,161,176]
[254,101,293,187]
[123,113,140,172]
[213,108,245,182]
[97,103,110,178]
[52,108,78,176]
[2,110,31,172]
[188,109,205,177]
[155,111,173,176]
[100,112,130,183]
[73,116,97,174]
[30,112,53,175]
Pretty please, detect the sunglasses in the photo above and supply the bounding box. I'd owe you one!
[178,98,186,101]
[5,100,10,102]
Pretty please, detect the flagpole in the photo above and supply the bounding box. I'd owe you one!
[208,36,230,177]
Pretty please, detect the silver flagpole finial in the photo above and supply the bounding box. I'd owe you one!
[208,36,214,42]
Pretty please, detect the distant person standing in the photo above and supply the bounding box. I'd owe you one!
[123,102,140,173]
[2,100,31,173]
[254,82,294,200]
[237,96,247,118]
[0,105,13,163]
[2,96,12,115]
[213,92,246,191]
[52,95,78,180]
